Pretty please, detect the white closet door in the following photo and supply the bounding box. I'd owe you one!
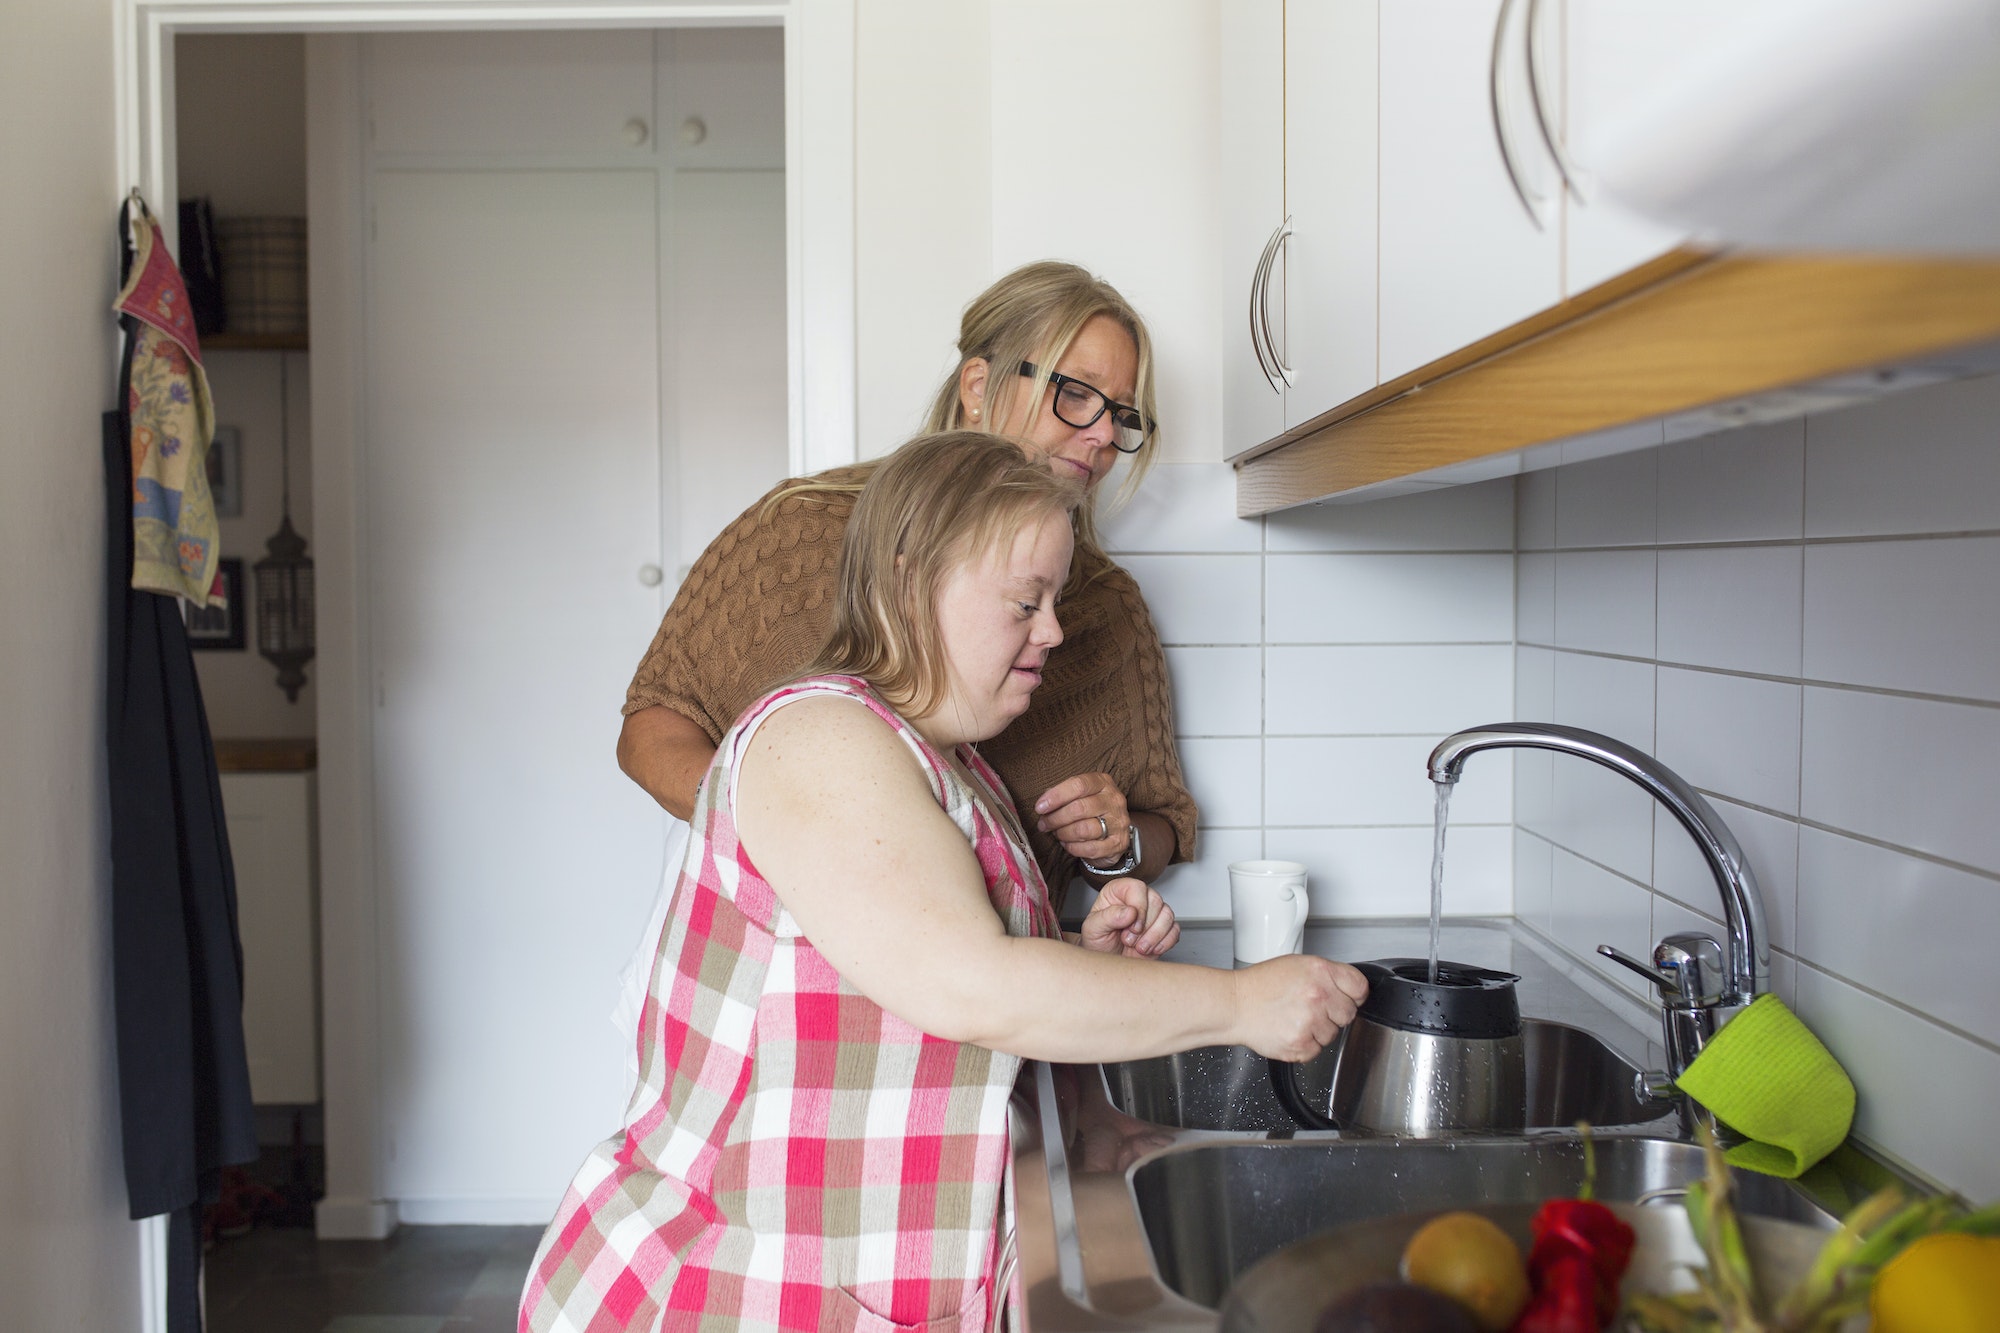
[367,168,666,1209]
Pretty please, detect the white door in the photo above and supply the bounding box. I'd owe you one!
[367,167,668,1210]
[1220,0,1288,455]
[1378,0,1562,381]
[1283,0,1380,428]
[1564,0,1728,294]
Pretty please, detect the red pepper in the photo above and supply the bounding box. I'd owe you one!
[1511,1254,1599,1333]
[1510,1200,1637,1332]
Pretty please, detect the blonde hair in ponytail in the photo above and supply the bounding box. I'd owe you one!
[770,262,1161,566]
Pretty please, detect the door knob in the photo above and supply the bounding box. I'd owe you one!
[637,564,664,587]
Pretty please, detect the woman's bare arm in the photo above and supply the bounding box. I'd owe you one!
[616,705,719,822]
[734,696,1365,1065]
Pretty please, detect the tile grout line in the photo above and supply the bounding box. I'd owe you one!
[1509,643,2000,714]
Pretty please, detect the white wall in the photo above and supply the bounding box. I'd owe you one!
[177,34,319,737]
[1516,374,2000,1203]
[0,0,144,1325]
[853,0,1222,465]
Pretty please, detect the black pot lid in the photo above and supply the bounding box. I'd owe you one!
[1352,957,1522,1039]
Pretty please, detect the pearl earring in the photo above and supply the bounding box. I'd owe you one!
[970,407,981,421]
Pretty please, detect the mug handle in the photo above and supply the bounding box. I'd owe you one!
[1285,881,1309,951]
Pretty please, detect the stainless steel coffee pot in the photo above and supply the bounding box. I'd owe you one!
[1269,958,1527,1136]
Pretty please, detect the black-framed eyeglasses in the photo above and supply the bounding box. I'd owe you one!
[1018,362,1154,454]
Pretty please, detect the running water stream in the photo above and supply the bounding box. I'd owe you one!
[1428,780,1452,983]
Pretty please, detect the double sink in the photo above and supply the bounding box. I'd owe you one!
[1008,921,1871,1331]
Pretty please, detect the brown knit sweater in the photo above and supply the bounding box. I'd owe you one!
[623,475,1199,888]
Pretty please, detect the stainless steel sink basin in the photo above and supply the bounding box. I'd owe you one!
[1129,1136,1840,1309]
[1104,1019,1661,1134]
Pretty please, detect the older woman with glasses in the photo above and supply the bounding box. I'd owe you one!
[522,435,1368,1333]
[612,263,1203,1039]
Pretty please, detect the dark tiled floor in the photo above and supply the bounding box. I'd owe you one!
[205,1224,541,1333]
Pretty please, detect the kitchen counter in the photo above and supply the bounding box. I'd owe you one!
[1006,918,1899,1332]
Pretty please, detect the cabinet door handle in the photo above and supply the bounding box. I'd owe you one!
[1525,0,1585,201]
[1249,219,1285,393]
[1258,216,1296,389]
[1489,0,1547,229]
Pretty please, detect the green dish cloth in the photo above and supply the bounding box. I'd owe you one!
[1675,993,1856,1178]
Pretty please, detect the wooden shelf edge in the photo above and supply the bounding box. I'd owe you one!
[215,738,319,772]
[1226,246,1721,468]
[1235,252,2000,517]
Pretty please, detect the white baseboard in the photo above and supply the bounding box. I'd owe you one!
[314,1195,400,1239]
[396,1196,559,1226]
[139,1215,169,1333]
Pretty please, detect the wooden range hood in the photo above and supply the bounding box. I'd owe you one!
[1233,249,2000,517]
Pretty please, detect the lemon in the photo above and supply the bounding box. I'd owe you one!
[1872,1232,2000,1333]
[1400,1211,1530,1333]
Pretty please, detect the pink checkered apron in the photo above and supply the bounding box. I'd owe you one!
[521,676,1061,1333]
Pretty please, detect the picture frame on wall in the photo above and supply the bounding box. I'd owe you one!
[207,426,243,518]
[185,557,246,651]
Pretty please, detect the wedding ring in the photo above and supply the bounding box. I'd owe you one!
[1097,815,1110,840]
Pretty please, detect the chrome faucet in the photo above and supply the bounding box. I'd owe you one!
[1428,723,1771,1129]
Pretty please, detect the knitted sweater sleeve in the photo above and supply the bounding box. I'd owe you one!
[1102,563,1199,868]
[622,479,851,743]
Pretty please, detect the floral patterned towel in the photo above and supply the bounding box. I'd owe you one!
[116,198,223,607]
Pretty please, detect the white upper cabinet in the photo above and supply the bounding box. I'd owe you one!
[662,26,784,170]
[1378,0,1562,382]
[1283,0,1380,430]
[367,30,655,156]
[1220,0,1288,454]
[1563,0,1716,295]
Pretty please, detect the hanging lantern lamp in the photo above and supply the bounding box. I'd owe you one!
[255,353,315,701]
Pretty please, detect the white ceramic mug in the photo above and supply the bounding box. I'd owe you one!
[1228,860,1310,963]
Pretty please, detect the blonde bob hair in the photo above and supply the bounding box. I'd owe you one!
[771,261,1160,568]
[800,432,1082,720]
[922,260,1160,554]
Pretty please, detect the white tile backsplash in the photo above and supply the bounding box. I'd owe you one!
[1517,468,1557,551]
[1554,447,1658,549]
[1655,419,1805,545]
[1100,463,1264,553]
[1176,737,1262,829]
[1120,553,1263,645]
[1803,537,2000,704]
[1524,376,2000,1201]
[1265,476,1515,552]
[1268,553,1515,644]
[1653,798,1798,953]
[1554,550,1657,657]
[1655,667,1802,815]
[1805,374,2000,539]
[1513,830,1554,935]
[1551,650,1654,745]
[1266,736,1512,828]
[1796,964,2000,1201]
[1152,827,1261,923]
[1124,374,2000,1201]
[1797,827,2000,1049]
[1516,552,1555,646]
[1801,686,2000,876]
[1656,545,1802,677]
[1163,646,1263,736]
[1286,824,1512,918]
[1550,848,1654,1000]
[1266,645,1515,736]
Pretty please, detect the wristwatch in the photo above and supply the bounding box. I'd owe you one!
[1083,821,1143,879]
